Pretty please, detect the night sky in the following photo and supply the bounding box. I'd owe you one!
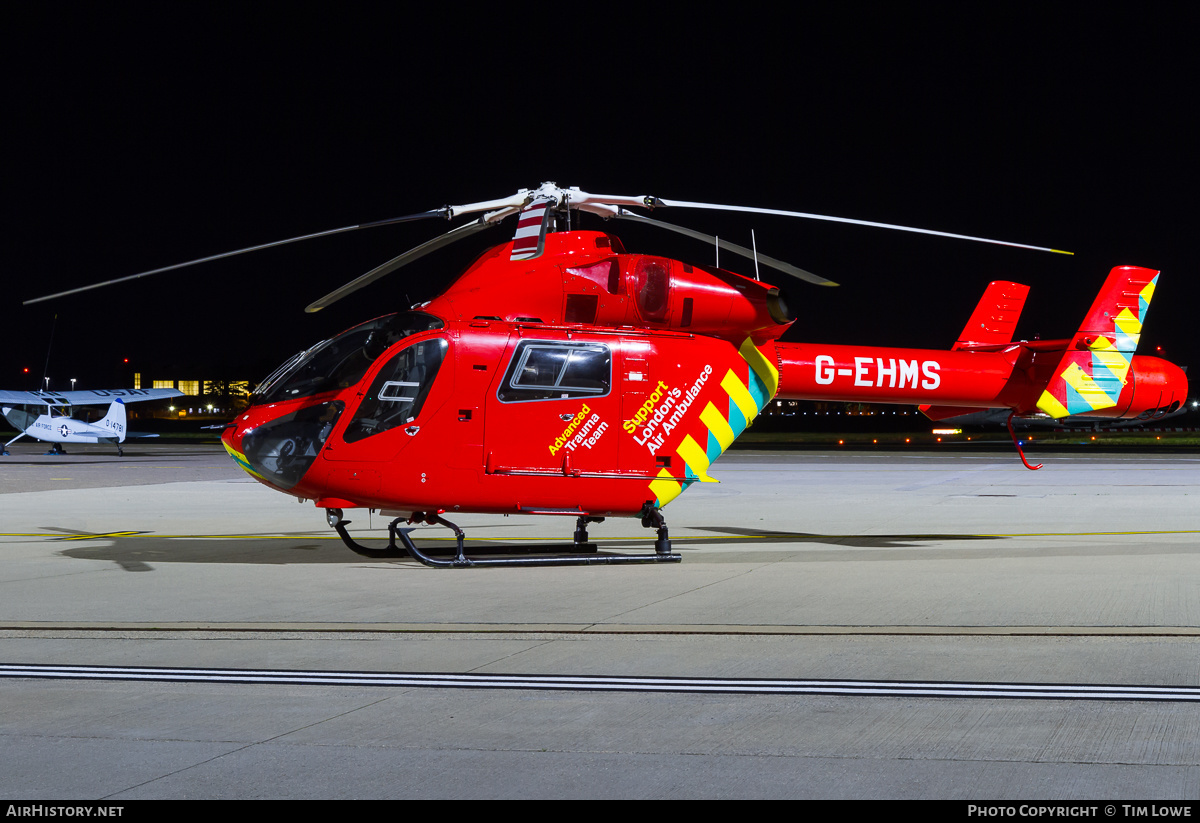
[5,7,1196,396]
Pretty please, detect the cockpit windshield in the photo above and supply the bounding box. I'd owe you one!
[252,312,443,404]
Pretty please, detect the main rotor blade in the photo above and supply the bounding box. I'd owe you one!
[613,209,838,287]
[22,208,449,306]
[651,198,1073,255]
[304,209,515,313]
[446,191,531,219]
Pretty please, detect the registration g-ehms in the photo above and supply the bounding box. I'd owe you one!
[25,183,1188,566]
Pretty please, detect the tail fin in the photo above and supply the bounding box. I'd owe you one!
[98,398,127,442]
[953,280,1030,350]
[1035,266,1159,418]
[920,281,1030,421]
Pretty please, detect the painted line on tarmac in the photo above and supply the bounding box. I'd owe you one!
[6,624,1200,636]
[3,664,1200,702]
[4,529,1200,542]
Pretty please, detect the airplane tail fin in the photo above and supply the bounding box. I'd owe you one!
[952,280,1029,350]
[1035,266,1159,418]
[98,398,128,442]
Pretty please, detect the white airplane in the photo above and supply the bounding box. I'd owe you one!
[1,388,183,455]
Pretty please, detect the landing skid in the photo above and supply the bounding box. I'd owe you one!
[327,508,681,567]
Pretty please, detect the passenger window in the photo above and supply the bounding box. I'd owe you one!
[497,341,611,402]
[342,337,448,443]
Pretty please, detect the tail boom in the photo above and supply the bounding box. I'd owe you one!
[771,345,1186,420]
[773,342,1024,408]
[771,266,1185,422]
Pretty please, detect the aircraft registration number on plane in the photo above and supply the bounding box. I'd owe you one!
[30,389,158,399]
[814,355,941,390]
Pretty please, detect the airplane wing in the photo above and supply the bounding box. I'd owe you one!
[0,388,183,406]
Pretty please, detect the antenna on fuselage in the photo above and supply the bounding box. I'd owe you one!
[751,230,760,281]
[41,314,57,391]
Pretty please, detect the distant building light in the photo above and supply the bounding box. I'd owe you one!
[931,428,962,435]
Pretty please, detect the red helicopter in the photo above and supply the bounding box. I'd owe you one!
[27,183,1189,566]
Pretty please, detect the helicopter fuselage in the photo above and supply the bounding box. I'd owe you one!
[220,229,1188,522]
[224,316,777,517]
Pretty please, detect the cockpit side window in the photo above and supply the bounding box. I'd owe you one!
[342,337,449,443]
[254,312,443,404]
[497,340,611,403]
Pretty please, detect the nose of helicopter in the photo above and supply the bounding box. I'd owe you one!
[221,421,249,471]
[221,400,344,491]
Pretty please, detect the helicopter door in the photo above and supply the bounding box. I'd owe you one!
[325,335,451,463]
[485,337,618,476]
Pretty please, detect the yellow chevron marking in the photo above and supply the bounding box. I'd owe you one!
[738,338,779,398]
[1092,348,1131,379]
[1036,389,1070,419]
[1114,307,1142,337]
[222,441,264,480]
[677,435,717,483]
[1140,278,1156,303]
[721,369,758,423]
[649,468,684,507]
[1062,361,1116,410]
[700,402,735,451]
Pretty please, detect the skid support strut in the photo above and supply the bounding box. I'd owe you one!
[641,505,673,555]
[574,516,605,546]
[327,508,406,558]
[326,508,681,567]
